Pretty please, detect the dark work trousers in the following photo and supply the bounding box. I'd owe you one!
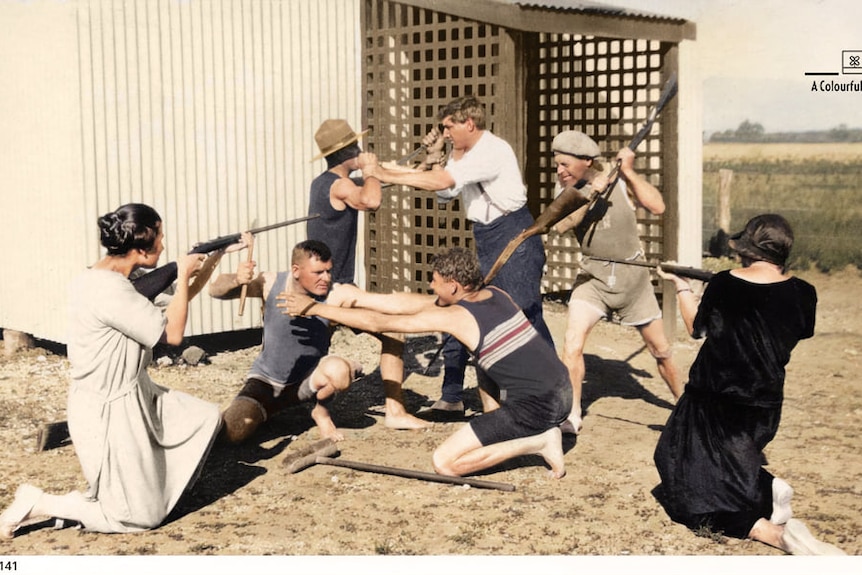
[439,206,555,403]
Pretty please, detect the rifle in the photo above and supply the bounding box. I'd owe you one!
[588,257,715,282]
[39,215,321,451]
[483,73,678,286]
[130,214,319,301]
[189,214,319,254]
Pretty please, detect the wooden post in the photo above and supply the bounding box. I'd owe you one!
[717,169,733,232]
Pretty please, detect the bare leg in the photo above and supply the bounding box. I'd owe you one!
[433,424,565,479]
[561,300,603,433]
[378,334,432,429]
[476,371,501,414]
[638,319,683,400]
[309,356,356,441]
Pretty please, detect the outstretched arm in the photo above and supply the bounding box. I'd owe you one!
[363,160,455,192]
[656,267,699,336]
[161,253,205,345]
[325,283,437,315]
[279,293,479,350]
[209,233,266,300]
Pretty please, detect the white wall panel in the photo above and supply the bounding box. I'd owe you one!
[0,0,363,343]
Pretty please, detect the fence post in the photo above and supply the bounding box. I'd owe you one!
[717,169,733,232]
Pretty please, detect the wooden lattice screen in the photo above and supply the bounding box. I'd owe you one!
[363,0,676,297]
[362,0,516,294]
[526,34,673,293]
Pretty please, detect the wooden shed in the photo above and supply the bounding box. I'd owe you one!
[361,0,701,307]
[0,0,702,345]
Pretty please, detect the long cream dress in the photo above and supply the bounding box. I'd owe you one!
[64,268,221,533]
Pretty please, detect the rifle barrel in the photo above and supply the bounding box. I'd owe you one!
[587,256,714,282]
[248,214,319,235]
[190,214,320,254]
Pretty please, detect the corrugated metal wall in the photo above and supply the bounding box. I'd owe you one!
[0,0,364,343]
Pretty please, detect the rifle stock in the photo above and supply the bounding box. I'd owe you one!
[482,73,678,285]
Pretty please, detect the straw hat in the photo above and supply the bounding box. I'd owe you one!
[311,119,369,161]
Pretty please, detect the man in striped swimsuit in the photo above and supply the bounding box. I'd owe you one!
[280,247,572,479]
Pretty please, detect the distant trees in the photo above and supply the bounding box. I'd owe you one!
[708,120,862,143]
[735,120,765,139]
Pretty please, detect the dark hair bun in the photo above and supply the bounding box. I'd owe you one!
[97,204,161,255]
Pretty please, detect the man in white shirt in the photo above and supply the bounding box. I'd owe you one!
[362,95,554,415]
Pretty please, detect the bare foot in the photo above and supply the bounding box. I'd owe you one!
[384,411,433,430]
[312,406,345,441]
[537,427,566,479]
[318,425,345,442]
[0,484,43,539]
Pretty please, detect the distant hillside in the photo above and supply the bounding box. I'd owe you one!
[708,121,862,143]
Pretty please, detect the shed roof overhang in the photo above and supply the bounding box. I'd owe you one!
[391,0,696,43]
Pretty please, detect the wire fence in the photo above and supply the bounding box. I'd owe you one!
[701,162,862,271]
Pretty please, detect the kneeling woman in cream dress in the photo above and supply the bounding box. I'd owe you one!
[1,203,223,536]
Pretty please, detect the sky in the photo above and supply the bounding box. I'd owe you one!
[592,0,862,133]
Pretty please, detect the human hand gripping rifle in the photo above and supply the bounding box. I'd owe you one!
[482,72,678,286]
[130,214,320,301]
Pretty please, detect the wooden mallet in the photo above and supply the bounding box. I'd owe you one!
[283,438,516,492]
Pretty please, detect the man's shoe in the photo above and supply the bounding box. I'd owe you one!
[430,399,464,412]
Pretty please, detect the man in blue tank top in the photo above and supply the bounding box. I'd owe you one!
[209,238,428,444]
[307,119,431,430]
[281,247,572,479]
[307,118,381,286]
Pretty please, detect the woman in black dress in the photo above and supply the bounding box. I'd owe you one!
[654,214,844,555]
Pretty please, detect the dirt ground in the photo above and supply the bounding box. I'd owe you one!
[0,267,859,572]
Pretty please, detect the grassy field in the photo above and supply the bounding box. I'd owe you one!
[702,142,862,271]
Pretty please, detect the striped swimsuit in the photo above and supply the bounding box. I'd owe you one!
[458,287,572,445]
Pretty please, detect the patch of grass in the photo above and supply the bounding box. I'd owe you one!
[374,539,395,554]
[693,524,727,544]
[703,143,862,272]
[188,542,219,554]
[447,529,477,546]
